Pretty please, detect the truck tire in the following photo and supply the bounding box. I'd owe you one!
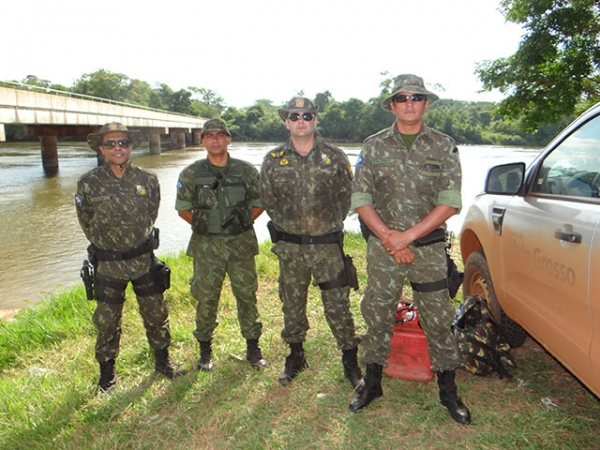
[463,250,527,348]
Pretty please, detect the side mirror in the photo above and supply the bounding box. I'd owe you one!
[485,162,526,195]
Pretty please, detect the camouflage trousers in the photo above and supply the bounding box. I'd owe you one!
[272,241,360,351]
[92,290,171,363]
[360,237,463,371]
[189,233,262,342]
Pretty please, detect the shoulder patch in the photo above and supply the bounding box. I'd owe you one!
[356,154,364,167]
[74,193,82,207]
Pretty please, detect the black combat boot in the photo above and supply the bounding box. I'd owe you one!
[437,370,471,425]
[246,339,268,369]
[349,363,383,412]
[198,340,214,372]
[98,359,117,393]
[154,348,186,380]
[342,347,363,388]
[278,342,308,386]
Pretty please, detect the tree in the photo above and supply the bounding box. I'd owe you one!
[476,0,600,131]
[72,70,133,103]
[189,87,226,118]
[314,91,333,112]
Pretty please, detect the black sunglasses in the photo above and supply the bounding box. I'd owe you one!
[393,94,427,103]
[287,112,316,122]
[101,139,132,149]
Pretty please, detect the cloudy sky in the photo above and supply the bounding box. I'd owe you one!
[2,0,524,108]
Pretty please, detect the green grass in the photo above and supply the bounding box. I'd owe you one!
[0,233,599,449]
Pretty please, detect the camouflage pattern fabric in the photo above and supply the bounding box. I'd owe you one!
[188,231,262,341]
[272,241,360,350]
[361,239,463,369]
[260,136,353,235]
[175,158,261,234]
[175,156,263,342]
[75,161,171,362]
[351,122,462,229]
[92,291,170,361]
[260,136,360,350]
[453,296,516,379]
[351,122,463,370]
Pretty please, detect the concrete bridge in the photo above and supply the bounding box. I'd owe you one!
[0,81,207,175]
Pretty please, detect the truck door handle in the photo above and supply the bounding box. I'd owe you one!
[554,228,582,243]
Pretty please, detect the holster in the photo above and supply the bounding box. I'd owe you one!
[80,259,95,300]
[318,234,359,291]
[132,258,171,297]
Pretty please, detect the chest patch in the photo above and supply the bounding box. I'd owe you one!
[135,184,148,196]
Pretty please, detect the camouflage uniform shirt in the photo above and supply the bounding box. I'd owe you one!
[352,122,461,225]
[76,161,159,278]
[260,135,352,235]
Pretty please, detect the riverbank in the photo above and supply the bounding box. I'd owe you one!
[1,233,599,449]
[0,309,17,321]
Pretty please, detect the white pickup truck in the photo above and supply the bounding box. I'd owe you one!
[460,101,600,398]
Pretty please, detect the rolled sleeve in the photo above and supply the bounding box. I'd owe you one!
[351,192,373,211]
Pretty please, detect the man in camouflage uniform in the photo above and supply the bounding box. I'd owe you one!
[349,75,471,425]
[75,122,184,393]
[259,98,362,388]
[175,118,267,372]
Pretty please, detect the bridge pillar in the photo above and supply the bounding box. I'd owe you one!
[192,130,201,145]
[149,133,161,155]
[170,131,186,150]
[0,124,5,142]
[40,136,59,176]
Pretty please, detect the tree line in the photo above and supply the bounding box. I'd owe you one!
[4,71,564,147]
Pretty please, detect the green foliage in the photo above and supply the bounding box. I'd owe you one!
[476,0,600,131]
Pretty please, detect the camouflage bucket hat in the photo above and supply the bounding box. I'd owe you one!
[87,122,143,151]
[201,118,231,137]
[277,97,319,121]
[381,74,439,111]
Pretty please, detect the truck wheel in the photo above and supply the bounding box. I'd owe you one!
[463,250,527,348]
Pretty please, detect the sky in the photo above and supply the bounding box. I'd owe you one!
[2,0,524,109]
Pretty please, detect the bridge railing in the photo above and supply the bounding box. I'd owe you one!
[0,80,198,119]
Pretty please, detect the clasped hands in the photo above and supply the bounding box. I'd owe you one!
[381,229,415,264]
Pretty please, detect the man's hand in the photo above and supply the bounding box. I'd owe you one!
[381,230,415,264]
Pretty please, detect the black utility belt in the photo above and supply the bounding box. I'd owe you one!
[89,233,158,262]
[411,228,447,247]
[267,221,342,245]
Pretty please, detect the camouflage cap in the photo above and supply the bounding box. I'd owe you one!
[87,122,143,151]
[201,118,231,137]
[277,97,319,121]
[381,74,439,111]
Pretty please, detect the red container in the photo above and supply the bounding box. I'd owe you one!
[383,304,434,382]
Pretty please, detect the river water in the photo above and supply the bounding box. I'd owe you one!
[0,141,539,310]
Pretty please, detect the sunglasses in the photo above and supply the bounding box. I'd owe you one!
[393,94,427,103]
[101,139,132,149]
[287,112,316,122]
